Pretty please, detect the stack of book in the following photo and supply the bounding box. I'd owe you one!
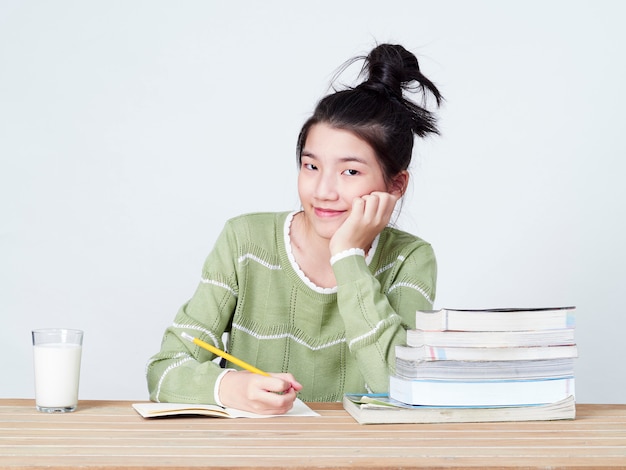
[344,306,577,424]
[392,306,577,404]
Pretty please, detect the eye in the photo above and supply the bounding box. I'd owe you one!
[303,163,318,171]
[342,169,359,176]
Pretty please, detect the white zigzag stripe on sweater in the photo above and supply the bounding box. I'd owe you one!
[388,281,434,305]
[374,255,406,277]
[232,322,346,351]
[238,253,281,270]
[172,322,221,348]
[348,314,402,349]
[374,262,394,277]
[154,353,193,403]
[200,278,238,297]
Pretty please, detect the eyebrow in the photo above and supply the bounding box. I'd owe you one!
[301,152,368,165]
[339,156,368,165]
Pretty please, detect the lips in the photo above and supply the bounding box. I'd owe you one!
[314,207,345,218]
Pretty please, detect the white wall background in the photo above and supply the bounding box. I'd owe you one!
[1,0,624,403]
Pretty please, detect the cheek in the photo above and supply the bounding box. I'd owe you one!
[345,179,387,199]
[297,173,311,199]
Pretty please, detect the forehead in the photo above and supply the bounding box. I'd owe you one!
[303,123,377,160]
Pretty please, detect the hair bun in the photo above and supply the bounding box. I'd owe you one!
[361,44,442,106]
[364,44,415,96]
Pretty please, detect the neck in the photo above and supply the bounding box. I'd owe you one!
[292,212,331,256]
[290,211,336,288]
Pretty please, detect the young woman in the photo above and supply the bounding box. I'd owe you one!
[146,43,443,414]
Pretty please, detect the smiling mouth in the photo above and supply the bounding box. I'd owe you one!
[314,208,345,218]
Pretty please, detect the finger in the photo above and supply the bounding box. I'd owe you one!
[250,393,296,415]
[350,195,367,216]
[264,374,302,394]
[359,194,380,222]
[289,380,304,392]
[369,191,400,208]
[369,192,399,219]
[272,373,304,392]
[253,385,299,413]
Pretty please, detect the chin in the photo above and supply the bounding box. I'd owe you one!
[313,221,343,240]
[301,208,347,238]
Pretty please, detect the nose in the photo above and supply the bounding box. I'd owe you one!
[314,171,339,201]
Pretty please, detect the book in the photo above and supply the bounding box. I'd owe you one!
[394,358,575,381]
[406,328,575,348]
[395,344,578,362]
[132,398,319,419]
[389,375,575,407]
[394,305,577,410]
[343,393,576,425]
[415,306,575,332]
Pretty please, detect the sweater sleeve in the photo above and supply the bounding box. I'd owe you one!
[145,222,240,404]
[331,240,436,393]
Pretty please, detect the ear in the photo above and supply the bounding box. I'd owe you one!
[389,170,409,197]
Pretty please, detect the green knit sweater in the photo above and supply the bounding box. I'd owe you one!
[146,211,436,403]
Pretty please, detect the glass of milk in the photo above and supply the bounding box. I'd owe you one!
[32,328,83,412]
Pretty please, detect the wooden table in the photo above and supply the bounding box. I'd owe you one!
[1,399,625,469]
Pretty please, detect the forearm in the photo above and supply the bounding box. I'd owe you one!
[147,269,238,404]
[332,248,435,392]
[146,340,223,404]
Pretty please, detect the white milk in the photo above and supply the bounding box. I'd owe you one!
[33,343,82,408]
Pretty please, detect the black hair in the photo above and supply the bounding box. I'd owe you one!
[296,44,442,186]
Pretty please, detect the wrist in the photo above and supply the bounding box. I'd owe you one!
[214,368,236,407]
[330,248,365,266]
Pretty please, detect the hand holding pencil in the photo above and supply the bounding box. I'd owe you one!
[181,332,303,415]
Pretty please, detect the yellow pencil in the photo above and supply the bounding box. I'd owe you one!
[180,332,270,377]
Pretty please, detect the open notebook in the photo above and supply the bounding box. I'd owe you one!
[132,398,319,419]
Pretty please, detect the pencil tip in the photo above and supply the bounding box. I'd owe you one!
[181,332,193,342]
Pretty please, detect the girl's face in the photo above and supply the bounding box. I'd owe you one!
[297,123,390,241]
